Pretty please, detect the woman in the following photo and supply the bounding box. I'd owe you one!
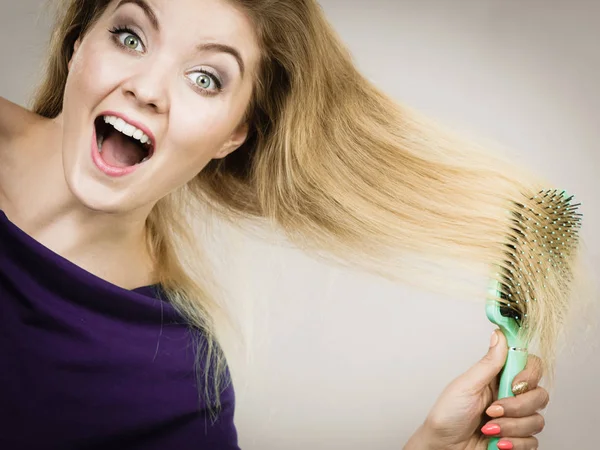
[0,0,558,449]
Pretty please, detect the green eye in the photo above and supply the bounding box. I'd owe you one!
[186,71,222,93]
[196,74,212,89]
[124,34,139,49]
[109,27,144,52]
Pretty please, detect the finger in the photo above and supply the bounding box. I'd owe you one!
[486,387,550,418]
[511,354,544,393]
[481,414,545,438]
[494,437,539,450]
[457,330,508,393]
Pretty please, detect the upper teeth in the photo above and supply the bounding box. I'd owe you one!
[103,115,152,146]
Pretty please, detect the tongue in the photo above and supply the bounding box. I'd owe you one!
[100,128,146,167]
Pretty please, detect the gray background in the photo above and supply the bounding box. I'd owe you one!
[1,0,598,449]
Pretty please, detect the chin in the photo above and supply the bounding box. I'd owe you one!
[64,171,143,215]
[60,113,159,216]
[61,147,150,216]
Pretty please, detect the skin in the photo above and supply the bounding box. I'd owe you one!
[405,331,548,450]
[0,0,260,289]
[0,0,549,447]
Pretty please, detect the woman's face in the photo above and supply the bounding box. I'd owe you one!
[61,0,260,214]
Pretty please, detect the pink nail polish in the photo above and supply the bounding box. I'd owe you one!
[497,440,513,450]
[481,423,501,436]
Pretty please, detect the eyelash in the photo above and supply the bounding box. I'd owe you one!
[108,25,144,51]
[107,25,224,96]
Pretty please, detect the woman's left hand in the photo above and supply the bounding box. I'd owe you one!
[405,329,549,450]
[474,349,548,450]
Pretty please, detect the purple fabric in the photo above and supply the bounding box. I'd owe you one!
[0,210,240,449]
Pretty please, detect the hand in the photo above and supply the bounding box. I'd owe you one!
[405,330,549,450]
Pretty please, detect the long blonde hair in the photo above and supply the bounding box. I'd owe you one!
[33,0,591,408]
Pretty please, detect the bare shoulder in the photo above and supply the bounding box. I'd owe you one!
[0,96,39,142]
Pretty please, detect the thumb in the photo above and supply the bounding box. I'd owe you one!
[457,330,508,393]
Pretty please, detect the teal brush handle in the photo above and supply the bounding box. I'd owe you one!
[487,347,528,449]
[497,348,528,398]
[485,279,529,450]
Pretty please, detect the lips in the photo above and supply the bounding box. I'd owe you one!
[97,115,154,154]
[91,111,156,177]
[91,125,139,177]
[98,111,156,147]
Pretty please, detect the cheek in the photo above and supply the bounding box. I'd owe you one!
[66,39,122,105]
[168,109,234,157]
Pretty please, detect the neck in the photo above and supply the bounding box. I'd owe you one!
[0,114,157,290]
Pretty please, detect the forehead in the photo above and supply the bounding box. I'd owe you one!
[106,0,261,69]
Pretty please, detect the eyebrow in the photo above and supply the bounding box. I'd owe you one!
[116,0,159,31]
[197,43,246,79]
[115,0,246,79]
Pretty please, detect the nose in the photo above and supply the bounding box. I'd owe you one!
[121,64,170,113]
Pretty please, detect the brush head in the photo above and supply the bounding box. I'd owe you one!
[491,189,582,332]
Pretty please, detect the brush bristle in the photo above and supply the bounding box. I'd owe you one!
[496,189,582,327]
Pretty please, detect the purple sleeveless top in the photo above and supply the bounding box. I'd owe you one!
[0,210,239,449]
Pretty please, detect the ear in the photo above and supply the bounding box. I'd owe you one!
[68,38,82,71]
[214,121,250,159]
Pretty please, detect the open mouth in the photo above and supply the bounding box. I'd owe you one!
[94,115,155,168]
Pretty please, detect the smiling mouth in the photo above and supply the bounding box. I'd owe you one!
[94,115,155,167]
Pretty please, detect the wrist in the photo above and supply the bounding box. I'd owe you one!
[403,423,443,450]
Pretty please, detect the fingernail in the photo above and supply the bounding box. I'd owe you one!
[486,404,504,417]
[497,440,513,450]
[481,423,501,436]
[512,381,529,395]
[490,330,499,347]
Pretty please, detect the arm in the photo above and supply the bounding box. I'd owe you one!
[0,96,29,140]
[403,424,440,450]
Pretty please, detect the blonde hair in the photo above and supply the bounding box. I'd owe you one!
[33,0,592,408]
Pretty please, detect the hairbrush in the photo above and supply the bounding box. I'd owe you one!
[485,189,582,450]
